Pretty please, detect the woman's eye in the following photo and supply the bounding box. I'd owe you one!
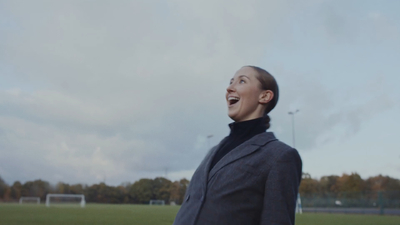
[240,80,245,83]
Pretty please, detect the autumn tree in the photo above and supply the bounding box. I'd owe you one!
[175,178,189,204]
[0,176,8,200]
[334,173,366,200]
[365,175,400,200]
[21,180,51,201]
[128,179,154,204]
[10,181,22,200]
[365,175,400,192]
[299,176,319,196]
[320,175,340,195]
[116,184,130,203]
[70,184,85,194]
[337,173,364,192]
[56,182,70,194]
[153,177,172,203]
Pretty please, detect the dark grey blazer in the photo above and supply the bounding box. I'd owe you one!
[173,132,302,225]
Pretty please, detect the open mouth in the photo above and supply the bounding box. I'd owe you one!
[228,96,240,106]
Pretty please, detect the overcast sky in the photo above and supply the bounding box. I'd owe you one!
[1,0,399,186]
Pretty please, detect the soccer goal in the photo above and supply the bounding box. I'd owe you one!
[19,197,40,204]
[45,194,86,208]
[295,193,302,214]
[149,200,165,205]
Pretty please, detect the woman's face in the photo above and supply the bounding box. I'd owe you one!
[226,67,270,122]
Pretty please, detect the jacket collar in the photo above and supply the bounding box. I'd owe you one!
[206,132,277,182]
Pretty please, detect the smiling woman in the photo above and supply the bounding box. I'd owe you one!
[173,66,302,225]
[226,66,279,127]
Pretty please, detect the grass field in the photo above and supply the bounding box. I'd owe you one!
[0,203,400,225]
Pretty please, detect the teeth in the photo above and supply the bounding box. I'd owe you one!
[228,97,240,101]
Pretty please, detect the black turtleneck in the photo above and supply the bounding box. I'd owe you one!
[210,117,267,170]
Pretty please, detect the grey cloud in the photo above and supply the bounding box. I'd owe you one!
[318,1,400,44]
[0,0,397,185]
[268,68,395,151]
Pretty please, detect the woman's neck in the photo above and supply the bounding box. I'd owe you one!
[229,117,266,137]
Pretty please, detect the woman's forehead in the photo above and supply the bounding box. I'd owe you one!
[232,66,257,78]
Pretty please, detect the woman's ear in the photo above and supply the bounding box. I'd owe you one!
[259,90,274,104]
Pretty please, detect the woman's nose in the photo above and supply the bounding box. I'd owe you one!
[227,83,235,93]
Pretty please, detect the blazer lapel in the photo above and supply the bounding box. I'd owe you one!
[208,132,277,182]
[201,136,228,190]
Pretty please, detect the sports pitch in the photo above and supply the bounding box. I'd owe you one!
[1,203,399,225]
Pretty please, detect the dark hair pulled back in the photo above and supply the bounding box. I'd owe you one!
[246,65,279,129]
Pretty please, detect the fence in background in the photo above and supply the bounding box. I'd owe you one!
[301,191,400,215]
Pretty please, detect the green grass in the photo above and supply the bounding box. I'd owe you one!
[0,203,399,225]
[296,213,400,225]
[0,204,178,225]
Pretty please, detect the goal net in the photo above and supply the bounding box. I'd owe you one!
[149,200,165,205]
[19,197,40,204]
[45,194,86,207]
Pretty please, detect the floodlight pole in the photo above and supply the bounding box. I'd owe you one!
[288,109,300,148]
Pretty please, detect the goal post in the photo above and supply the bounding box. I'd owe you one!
[149,200,165,205]
[45,194,86,207]
[295,193,302,214]
[19,197,40,204]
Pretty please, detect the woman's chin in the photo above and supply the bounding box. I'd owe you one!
[228,113,240,122]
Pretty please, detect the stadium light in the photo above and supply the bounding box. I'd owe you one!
[288,109,300,148]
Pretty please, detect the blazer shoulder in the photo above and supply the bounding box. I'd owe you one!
[260,138,301,163]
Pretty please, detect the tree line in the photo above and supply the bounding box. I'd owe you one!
[0,176,189,205]
[299,173,400,198]
[1,173,399,204]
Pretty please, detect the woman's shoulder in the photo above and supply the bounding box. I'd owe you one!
[253,132,292,150]
[256,132,301,161]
